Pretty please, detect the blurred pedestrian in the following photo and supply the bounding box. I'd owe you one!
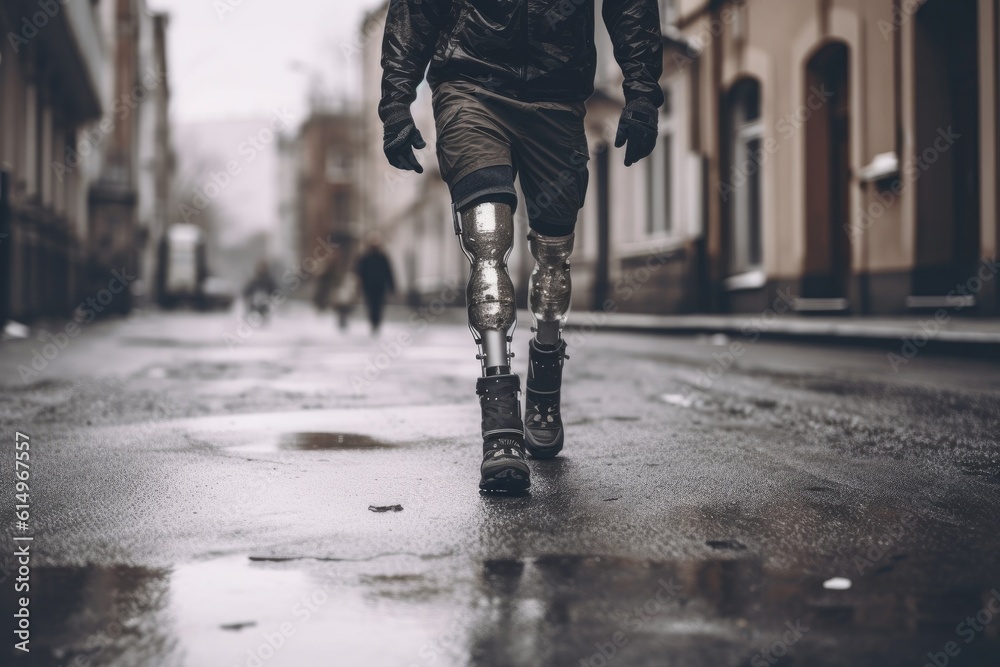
[331,272,359,331]
[243,259,277,321]
[356,235,395,334]
[314,244,359,331]
[379,0,663,492]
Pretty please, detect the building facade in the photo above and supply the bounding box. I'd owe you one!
[0,0,106,326]
[293,111,362,263]
[88,0,173,314]
[0,0,173,326]
[134,11,173,307]
[679,0,998,315]
[573,0,707,315]
[356,0,999,317]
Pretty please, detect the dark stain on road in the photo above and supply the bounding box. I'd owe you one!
[219,621,256,631]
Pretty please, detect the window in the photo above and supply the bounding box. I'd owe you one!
[725,79,764,275]
[646,85,673,237]
[331,189,351,224]
[646,133,673,236]
[326,150,352,183]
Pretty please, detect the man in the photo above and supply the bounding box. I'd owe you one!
[356,236,396,334]
[379,0,663,492]
[315,244,359,332]
[243,259,277,320]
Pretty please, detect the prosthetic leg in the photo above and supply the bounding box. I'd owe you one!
[456,201,530,492]
[524,231,574,458]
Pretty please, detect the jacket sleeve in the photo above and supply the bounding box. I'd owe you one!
[378,0,451,126]
[602,0,664,108]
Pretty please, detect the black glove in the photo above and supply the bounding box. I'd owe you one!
[614,98,659,167]
[383,115,426,173]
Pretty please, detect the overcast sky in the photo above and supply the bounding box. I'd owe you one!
[148,0,383,124]
[143,0,387,255]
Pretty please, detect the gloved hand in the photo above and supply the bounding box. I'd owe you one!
[383,114,426,173]
[614,98,659,167]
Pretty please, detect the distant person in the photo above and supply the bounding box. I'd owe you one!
[243,260,277,320]
[356,237,395,334]
[331,272,360,331]
[315,247,359,331]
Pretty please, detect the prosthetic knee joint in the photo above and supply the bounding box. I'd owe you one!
[457,202,516,375]
[528,231,574,345]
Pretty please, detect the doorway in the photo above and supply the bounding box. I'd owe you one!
[803,42,852,300]
[912,0,980,295]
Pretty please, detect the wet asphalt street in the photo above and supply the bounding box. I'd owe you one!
[1,303,999,667]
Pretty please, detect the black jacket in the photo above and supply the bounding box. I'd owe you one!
[357,249,396,299]
[379,0,664,126]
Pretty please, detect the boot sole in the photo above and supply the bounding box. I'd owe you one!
[480,460,531,493]
[524,427,563,459]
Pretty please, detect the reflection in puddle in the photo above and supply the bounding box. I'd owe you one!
[4,556,457,667]
[462,556,1000,667]
[233,432,394,453]
[280,432,391,451]
[8,554,1000,667]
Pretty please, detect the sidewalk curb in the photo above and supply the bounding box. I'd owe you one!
[562,312,1000,358]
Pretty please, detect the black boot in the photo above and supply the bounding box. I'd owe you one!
[477,374,530,493]
[524,339,567,459]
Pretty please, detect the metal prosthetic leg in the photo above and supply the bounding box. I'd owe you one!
[457,202,517,375]
[525,231,574,458]
[456,201,529,492]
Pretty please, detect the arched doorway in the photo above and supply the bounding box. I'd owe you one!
[912,0,980,296]
[803,42,851,303]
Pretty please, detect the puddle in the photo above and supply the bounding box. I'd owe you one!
[2,556,460,667]
[234,432,394,453]
[280,432,391,451]
[5,555,1000,666]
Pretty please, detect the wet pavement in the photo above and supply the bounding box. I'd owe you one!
[1,304,999,666]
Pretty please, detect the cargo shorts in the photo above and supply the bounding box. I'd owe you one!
[431,80,591,236]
